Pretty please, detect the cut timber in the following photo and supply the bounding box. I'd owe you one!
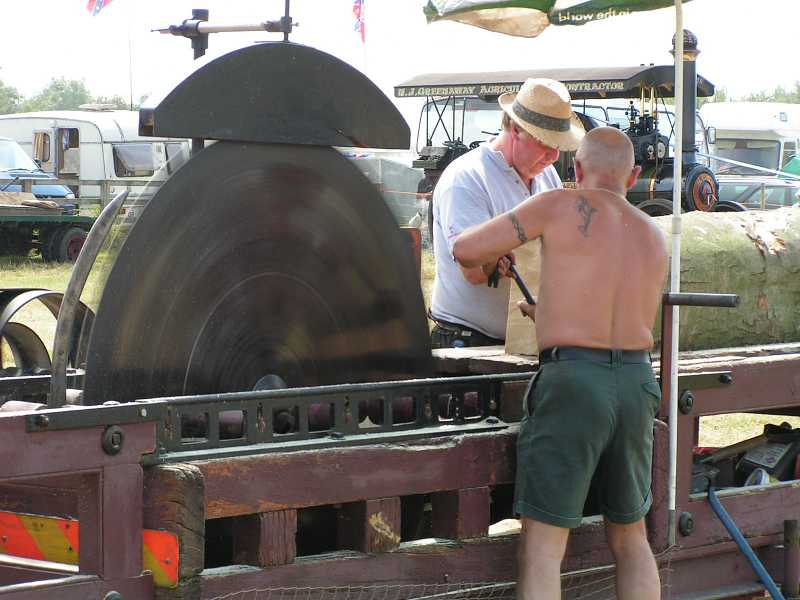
[504,207,800,355]
[504,239,540,356]
[143,464,204,599]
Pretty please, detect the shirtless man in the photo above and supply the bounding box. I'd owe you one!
[453,127,668,600]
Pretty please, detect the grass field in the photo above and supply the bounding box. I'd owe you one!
[2,250,796,448]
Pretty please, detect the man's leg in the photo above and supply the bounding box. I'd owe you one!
[517,517,569,600]
[605,518,660,600]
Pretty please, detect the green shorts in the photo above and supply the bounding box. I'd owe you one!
[514,349,661,529]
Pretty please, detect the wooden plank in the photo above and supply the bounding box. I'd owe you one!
[102,464,143,580]
[198,430,517,519]
[433,343,800,378]
[431,488,490,540]
[0,421,156,482]
[0,574,153,600]
[647,420,671,553]
[143,464,205,585]
[338,498,401,554]
[76,474,99,576]
[681,353,800,416]
[680,483,800,550]
[197,533,772,599]
[233,510,297,567]
[0,483,77,518]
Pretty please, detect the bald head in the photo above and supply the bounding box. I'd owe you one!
[575,127,636,184]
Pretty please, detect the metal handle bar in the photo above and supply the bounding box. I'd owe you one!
[663,292,739,308]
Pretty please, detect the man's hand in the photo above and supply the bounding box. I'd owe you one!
[517,300,536,322]
[496,254,515,278]
[485,254,516,288]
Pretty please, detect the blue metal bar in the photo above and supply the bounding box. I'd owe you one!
[707,485,785,600]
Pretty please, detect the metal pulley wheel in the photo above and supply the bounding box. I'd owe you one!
[0,289,92,377]
[82,142,432,405]
[684,164,719,212]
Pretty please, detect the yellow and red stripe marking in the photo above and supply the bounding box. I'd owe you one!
[0,511,178,588]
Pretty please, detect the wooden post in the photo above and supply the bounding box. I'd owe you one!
[143,464,205,599]
[232,510,298,567]
[785,519,800,599]
[431,487,490,540]
[338,498,401,553]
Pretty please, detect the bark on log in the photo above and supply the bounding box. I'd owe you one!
[655,207,800,350]
[504,206,800,354]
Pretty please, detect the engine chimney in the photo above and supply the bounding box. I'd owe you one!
[672,29,700,166]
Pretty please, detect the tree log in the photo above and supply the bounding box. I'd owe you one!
[656,207,800,350]
[505,207,800,354]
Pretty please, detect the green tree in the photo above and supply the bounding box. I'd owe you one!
[20,77,93,112]
[741,82,800,103]
[0,80,22,114]
[698,86,727,107]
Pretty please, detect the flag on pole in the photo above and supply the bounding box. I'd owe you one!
[353,0,366,42]
[87,0,113,16]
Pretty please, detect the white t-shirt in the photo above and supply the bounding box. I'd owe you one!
[430,143,562,339]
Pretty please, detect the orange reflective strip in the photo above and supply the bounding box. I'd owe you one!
[143,530,179,589]
[0,511,45,561]
[56,518,80,556]
[19,514,77,565]
[0,511,179,589]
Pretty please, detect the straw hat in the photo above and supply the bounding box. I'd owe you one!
[498,78,585,151]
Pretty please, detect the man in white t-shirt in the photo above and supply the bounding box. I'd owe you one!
[429,78,585,348]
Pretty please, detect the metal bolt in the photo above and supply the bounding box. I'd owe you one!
[679,512,695,536]
[103,592,124,600]
[330,431,345,440]
[486,416,499,425]
[719,373,733,384]
[34,414,49,428]
[140,408,147,417]
[101,425,125,455]
[678,391,694,415]
[489,399,498,412]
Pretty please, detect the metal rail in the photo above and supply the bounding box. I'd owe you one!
[17,367,731,464]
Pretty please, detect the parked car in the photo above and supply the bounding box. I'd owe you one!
[715,174,800,211]
[0,137,74,200]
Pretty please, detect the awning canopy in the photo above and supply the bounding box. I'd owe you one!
[395,64,714,100]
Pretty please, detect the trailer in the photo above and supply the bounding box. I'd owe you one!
[0,200,93,261]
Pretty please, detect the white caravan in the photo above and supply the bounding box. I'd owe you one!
[0,108,189,207]
[699,102,800,175]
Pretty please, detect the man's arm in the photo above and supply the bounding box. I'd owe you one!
[437,183,510,285]
[453,190,558,268]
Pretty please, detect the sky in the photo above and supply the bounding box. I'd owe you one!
[3,0,799,134]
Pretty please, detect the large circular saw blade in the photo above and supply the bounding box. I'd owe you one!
[82,142,431,404]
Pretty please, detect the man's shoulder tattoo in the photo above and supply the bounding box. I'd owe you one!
[507,212,527,243]
[575,195,599,238]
